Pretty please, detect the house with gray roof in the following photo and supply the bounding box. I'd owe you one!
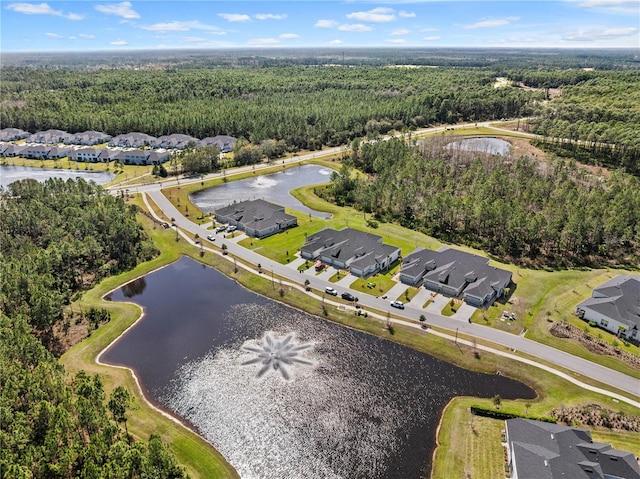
[301,227,400,277]
[505,418,640,479]
[0,128,30,141]
[198,135,236,153]
[153,134,199,150]
[1,144,27,157]
[66,131,112,146]
[108,132,157,148]
[215,199,297,238]
[399,247,511,306]
[46,146,71,159]
[23,145,52,159]
[116,150,169,165]
[576,275,640,344]
[28,129,71,144]
[69,148,104,163]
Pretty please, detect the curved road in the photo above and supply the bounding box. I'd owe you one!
[146,189,640,402]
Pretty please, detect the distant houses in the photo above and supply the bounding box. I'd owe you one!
[0,128,30,142]
[153,134,199,150]
[301,227,401,277]
[65,130,112,146]
[576,275,640,344]
[399,247,511,306]
[28,129,72,144]
[198,135,236,153]
[215,199,297,238]
[108,132,157,148]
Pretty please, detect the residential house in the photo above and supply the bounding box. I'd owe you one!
[505,418,640,479]
[399,247,512,307]
[115,150,169,165]
[28,129,71,144]
[0,128,30,141]
[300,227,400,277]
[66,131,112,146]
[46,146,71,159]
[198,135,236,153]
[153,134,199,150]
[576,275,640,343]
[109,132,157,148]
[69,148,104,163]
[1,144,27,157]
[98,149,121,162]
[23,145,52,159]
[215,199,297,238]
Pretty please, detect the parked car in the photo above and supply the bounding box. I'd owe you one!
[325,287,338,296]
[206,235,215,241]
[215,225,227,233]
[390,300,405,309]
[341,292,355,301]
[226,225,237,233]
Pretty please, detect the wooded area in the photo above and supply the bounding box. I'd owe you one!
[0,179,187,478]
[326,137,640,268]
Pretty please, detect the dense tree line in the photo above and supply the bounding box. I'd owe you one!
[326,137,640,267]
[1,66,540,150]
[0,179,188,477]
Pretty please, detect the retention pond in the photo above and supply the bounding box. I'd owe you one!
[103,256,535,479]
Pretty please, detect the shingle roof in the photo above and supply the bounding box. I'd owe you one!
[0,128,30,141]
[198,135,236,152]
[153,134,199,149]
[216,199,295,232]
[108,132,157,148]
[507,418,640,479]
[577,275,640,330]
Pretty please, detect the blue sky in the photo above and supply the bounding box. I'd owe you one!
[1,1,638,51]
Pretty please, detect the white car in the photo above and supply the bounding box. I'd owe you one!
[390,300,405,309]
[324,287,338,296]
[206,235,215,241]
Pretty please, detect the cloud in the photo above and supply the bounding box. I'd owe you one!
[347,7,395,23]
[423,36,441,41]
[391,28,410,35]
[464,17,520,29]
[562,26,638,41]
[328,39,343,45]
[577,0,639,15]
[218,13,251,22]
[315,19,337,28]
[399,11,416,18]
[386,38,405,44]
[248,38,280,45]
[142,21,220,32]
[45,32,63,38]
[183,36,208,43]
[6,2,83,20]
[110,39,128,45]
[95,2,139,19]
[421,28,438,32]
[79,33,96,39]
[255,13,287,20]
[338,23,373,32]
[279,33,299,39]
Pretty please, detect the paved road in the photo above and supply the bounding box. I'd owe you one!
[147,190,640,401]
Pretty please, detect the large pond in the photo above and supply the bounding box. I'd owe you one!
[0,165,115,189]
[445,137,512,156]
[189,164,334,218]
[103,256,534,479]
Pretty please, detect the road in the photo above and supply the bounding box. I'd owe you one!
[146,189,640,402]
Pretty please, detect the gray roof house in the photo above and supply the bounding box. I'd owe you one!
[505,418,640,479]
[1,144,27,157]
[116,150,169,165]
[215,199,297,239]
[69,148,104,162]
[98,148,121,162]
[198,135,236,153]
[153,134,199,150]
[23,145,52,159]
[66,131,112,146]
[399,247,512,306]
[0,128,30,141]
[28,129,71,144]
[108,132,157,148]
[46,146,71,159]
[300,227,401,277]
[576,275,640,343]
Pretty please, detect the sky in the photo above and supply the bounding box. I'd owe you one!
[1,0,639,52]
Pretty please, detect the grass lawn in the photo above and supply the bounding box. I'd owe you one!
[350,271,398,296]
[396,286,419,303]
[441,300,458,317]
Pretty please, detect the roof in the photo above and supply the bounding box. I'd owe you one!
[507,418,640,479]
[108,132,157,147]
[28,129,71,144]
[198,135,236,152]
[0,128,30,141]
[577,275,640,330]
[401,247,511,296]
[216,199,294,231]
[66,130,112,145]
[153,134,199,149]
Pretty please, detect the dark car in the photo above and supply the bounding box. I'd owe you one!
[341,292,355,301]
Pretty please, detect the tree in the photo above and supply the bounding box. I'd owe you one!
[108,386,132,436]
[492,395,502,409]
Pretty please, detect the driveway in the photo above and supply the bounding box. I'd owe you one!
[287,257,307,270]
[315,267,336,281]
[385,282,409,302]
[409,288,433,309]
[336,273,358,288]
[452,303,477,323]
[425,293,450,314]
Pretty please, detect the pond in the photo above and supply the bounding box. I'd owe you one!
[0,165,115,189]
[103,256,535,479]
[445,137,512,156]
[189,164,334,218]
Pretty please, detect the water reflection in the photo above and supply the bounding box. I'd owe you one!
[445,137,512,156]
[102,256,535,479]
[121,277,147,298]
[189,164,334,218]
[0,165,115,188]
